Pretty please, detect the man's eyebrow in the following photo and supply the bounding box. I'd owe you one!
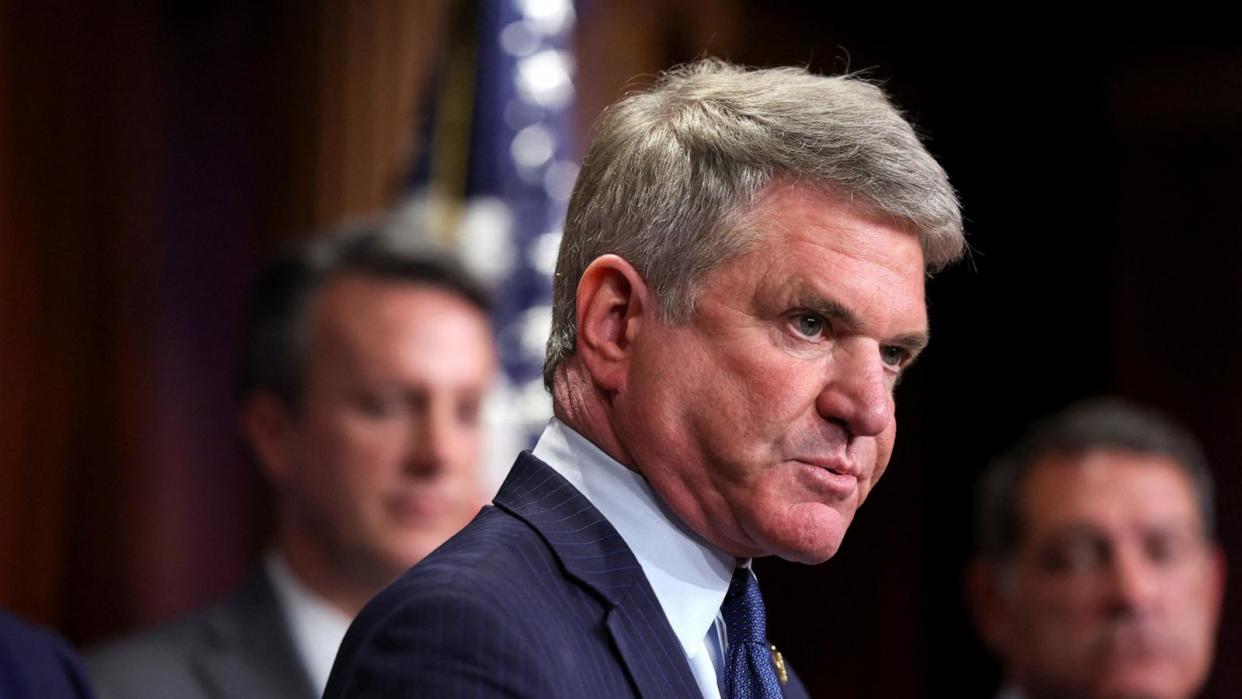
[1040,523,1108,546]
[888,331,930,356]
[803,297,860,328]
[797,290,930,355]
[1043,519,1203,545]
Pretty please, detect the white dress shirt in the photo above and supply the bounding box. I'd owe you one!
[533,418,738,699]
[265,552,352,698]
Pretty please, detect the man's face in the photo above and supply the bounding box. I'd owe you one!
[995,450,1223,699]
[614,183,928,564]
[273,275,496,582]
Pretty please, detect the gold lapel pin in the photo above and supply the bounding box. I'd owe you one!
[770,644,788,685]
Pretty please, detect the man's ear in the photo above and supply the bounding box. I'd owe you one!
[239,390,297,487]
[1208,543,1227,619]
[965,558,1013,654]
[573,254,653,392]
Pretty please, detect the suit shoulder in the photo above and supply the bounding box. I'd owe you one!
[87,583,248,665]
[360,506,562,627]
[85,599,227,699]
[0,611,96,699]
[87,605,210,671]
[325,507,583,698]
[85,573,301,699]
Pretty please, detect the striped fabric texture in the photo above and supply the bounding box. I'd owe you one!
[324,452,810,699]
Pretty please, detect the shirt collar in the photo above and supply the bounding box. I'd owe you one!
[532,418,737,657]
[264,551,352,697]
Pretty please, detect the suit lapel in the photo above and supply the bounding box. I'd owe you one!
[190,570,316,699]
[604,587,706,699]
[495,453,703,699]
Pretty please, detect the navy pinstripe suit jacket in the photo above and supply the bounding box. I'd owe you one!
[324,452,811,699]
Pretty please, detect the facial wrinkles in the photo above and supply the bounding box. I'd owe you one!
[689,279,812,469]
[689,267,867,524]
[761,236,904,414]
[618,183,929,562]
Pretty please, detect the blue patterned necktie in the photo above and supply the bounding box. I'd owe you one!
[721,568,782,699]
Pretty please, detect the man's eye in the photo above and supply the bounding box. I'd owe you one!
[881,345,909,368]
[357,396,400,418]
[796,314,825,338]
[1145,529,1196,567]
[456,397,483,427]
[356,392,414,419]
[1039,536,1108,576]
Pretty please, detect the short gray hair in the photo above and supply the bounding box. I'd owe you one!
[544,59,965,389]
[975,398,1216,562]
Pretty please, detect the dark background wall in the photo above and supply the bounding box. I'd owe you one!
[2,2,1239,697]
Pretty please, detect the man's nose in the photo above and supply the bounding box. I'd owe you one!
[817,343,893,437]
[407,404,456,473]
[1108,545,1160,613]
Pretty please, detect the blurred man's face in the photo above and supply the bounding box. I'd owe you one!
[272,274,496,585]
[994,450,1223,699]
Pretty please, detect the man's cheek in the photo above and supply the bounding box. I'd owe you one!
[861,440,889,487]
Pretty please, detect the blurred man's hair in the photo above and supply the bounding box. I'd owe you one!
[975,398,1215,562]
[240,219,490,409]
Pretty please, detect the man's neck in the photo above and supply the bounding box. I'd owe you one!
[552,363,637,472]
[275,529,389,618]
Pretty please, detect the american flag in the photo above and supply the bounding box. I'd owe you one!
[398,0,578,492]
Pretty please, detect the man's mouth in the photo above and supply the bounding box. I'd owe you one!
[1102,622,1170,662]
[385,491,449,522]
[796,456,859,478]
[793,458,861,497]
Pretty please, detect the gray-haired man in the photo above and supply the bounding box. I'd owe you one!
[328,59,965,699]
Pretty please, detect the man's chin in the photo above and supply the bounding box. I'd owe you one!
[1095,668,1190,699]
[754,503,851,564]
[775,546,840,566]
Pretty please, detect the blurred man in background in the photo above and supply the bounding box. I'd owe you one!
[88,221,498,699]
[968,399,1225,699]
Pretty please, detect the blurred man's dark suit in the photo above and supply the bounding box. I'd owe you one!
[1,610,96,699]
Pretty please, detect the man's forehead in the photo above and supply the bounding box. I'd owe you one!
[748,182,926,264]
[752,230,929,334]
[317,275,483,323]
[309,276,495,360]
[1019,449,1204,534]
